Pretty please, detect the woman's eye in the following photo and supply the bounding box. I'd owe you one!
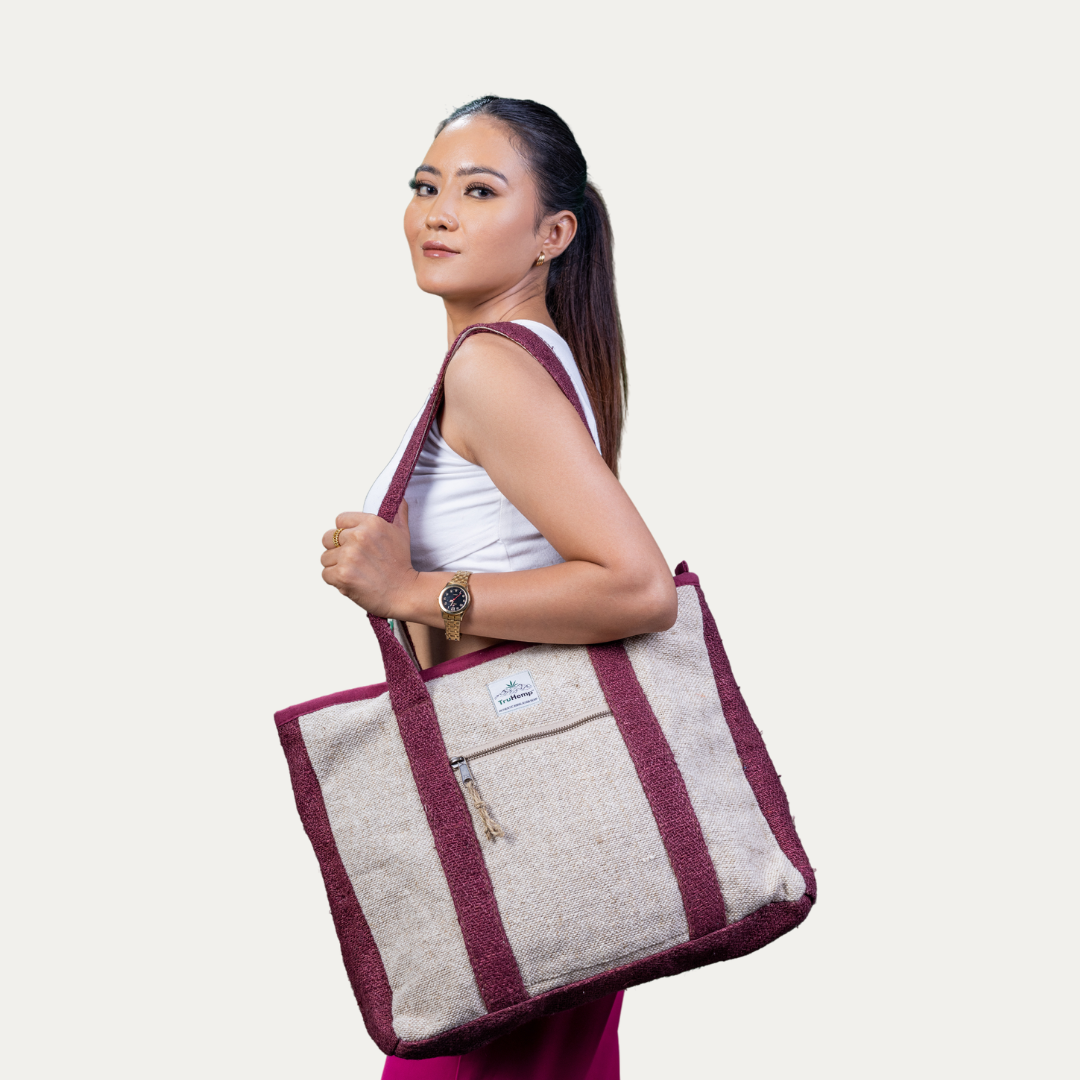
[409,180,437,196]
[466,185,494,199]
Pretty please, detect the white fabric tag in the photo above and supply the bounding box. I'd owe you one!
[487,670,541,715]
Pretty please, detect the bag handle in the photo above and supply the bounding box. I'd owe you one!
[375,321,592,524]
[363,321,591,1002]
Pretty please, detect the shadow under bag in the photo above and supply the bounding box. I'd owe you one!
[274,322,816,1059]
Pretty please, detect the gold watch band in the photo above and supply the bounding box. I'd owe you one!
[441,570,472,641]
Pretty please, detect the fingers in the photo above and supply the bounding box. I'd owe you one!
[324,505,407,551]
[320,513,373,566]
[318,506,414,610]
[322,511,368,550]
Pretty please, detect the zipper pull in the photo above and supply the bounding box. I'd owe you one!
[450,756,503,841]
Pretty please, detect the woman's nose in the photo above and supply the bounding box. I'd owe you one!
[425,198,457,232]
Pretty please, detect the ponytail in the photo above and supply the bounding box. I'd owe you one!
[546,183,627,473]
[436,97,627,474]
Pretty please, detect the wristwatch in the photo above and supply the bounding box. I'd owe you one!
[438,571,473,641]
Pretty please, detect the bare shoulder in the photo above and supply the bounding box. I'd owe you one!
[445,330,560,398]
[440,328,589,465]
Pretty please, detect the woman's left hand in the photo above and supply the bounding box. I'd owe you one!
[320,501,417,617]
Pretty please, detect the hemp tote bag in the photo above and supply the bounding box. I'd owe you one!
[275,323,815,1059]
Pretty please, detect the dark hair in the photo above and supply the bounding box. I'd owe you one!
[437,96,627,474]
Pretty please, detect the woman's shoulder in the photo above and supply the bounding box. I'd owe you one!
[445,327,560,396]
[441,324,593,459]
[447,320,600,452]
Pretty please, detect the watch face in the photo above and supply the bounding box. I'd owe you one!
[440,584,469,614]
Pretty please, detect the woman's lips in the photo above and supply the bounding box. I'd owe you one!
[422,242,459,258]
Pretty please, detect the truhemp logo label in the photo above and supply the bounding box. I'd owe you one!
[487,670,541,715]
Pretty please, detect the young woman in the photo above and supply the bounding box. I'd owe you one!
[319,96,676,1080]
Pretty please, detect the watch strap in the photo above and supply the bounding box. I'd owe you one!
[442,571,472,641]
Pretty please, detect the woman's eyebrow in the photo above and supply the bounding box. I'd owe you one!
[413,164,509,183]
[456,165,508,183]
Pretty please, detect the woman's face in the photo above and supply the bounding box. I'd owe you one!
[404,116,574,304]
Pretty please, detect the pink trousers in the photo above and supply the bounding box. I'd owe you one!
[380,992,623,1080]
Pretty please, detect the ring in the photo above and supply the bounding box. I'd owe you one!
[333,528,343,547]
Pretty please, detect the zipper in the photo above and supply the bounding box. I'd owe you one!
[453,709,612,764]
[450,709,612,841]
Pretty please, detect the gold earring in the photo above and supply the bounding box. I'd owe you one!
[535,252,545,266]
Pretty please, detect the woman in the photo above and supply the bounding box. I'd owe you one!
[320,96,676,1080]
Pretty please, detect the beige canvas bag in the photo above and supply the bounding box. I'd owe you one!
[274,322,815,1058]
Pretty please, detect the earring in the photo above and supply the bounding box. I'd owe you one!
[535,252,546,266]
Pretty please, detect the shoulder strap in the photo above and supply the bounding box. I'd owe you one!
[375,321,592,523]
[363,322,597,999]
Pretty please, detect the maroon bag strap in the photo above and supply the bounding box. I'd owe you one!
[364,321,595,1011]
[375,321,592,523]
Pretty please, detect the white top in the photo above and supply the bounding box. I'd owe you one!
[363,320,601,574]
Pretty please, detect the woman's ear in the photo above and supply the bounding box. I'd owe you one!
[540,212,578,261]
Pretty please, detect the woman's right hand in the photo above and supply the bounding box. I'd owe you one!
[320,502,419,618]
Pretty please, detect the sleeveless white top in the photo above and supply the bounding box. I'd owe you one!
[363,321,601,574]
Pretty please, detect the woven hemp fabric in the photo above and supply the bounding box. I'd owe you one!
[299,698,487,1040]
[624,588,805,921]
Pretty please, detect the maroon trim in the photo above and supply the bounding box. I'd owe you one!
[275,682,388,727]
[692,582,817,900]
[369,614,528,1012]
[393,894,812,1059]
[587,641,727,939]
[420,639,531,681]
[278,720,399,1055]
[673,570,699,588]
[274,640,533,727]
[376,322,591,523]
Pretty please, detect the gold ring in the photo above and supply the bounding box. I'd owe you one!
[333,528,343,547]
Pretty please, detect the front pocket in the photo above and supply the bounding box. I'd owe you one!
[449,709,612,840]
[445,709,692,995]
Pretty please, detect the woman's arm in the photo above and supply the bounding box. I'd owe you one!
[322,334,677,644]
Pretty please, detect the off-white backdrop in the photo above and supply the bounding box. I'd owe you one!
[2,3,1076,1077]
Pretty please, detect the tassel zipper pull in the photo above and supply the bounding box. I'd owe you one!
[450,757,504,841]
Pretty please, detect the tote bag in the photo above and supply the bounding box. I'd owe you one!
[275,322,815,1058]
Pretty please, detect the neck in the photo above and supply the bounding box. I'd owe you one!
[442,273,556,345]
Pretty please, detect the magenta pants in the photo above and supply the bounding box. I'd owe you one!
[380,992,623,1080]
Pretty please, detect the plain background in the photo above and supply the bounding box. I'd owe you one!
[2,2,1076,1077]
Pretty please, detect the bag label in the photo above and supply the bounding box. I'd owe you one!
[487,670,541,715]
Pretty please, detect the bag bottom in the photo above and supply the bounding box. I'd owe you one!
[387,893,813,1059]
